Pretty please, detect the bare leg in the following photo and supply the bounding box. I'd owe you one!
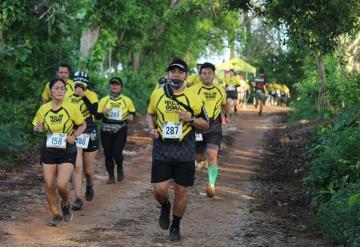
[73,148,83,199]
[83,150,97,185]
[57,163,74,205]
[42,164,59,215]
[173,184,187,217]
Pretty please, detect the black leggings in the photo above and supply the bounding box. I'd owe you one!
[101,126,128,178]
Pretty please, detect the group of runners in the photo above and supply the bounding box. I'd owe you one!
[32,59,275,241]
[33,64,136,226]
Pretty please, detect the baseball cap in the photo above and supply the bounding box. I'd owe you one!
[166,58,188,73]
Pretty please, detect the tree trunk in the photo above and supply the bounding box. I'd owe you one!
[316,54,327,110]
[132,52,140,71]
[243,10,252,58]
[277,28,282,55]
[108,47,112,72]
[229,35,235,59]
[0,26,4,45]
[80,26,100,60]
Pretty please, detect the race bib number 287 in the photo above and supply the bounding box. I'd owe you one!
[163,122,182,139]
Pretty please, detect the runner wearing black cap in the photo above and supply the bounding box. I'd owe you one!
[97,77,136,184]
[69,71,99,210]
[146,58,209,241]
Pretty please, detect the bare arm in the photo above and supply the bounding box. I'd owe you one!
[67,121,87,144]
[146,113,159,139]
[177,107,209,130]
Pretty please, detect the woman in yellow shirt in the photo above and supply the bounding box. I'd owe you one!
[97,77,136,184]
[68,71,99,210]
[33,78,86,227]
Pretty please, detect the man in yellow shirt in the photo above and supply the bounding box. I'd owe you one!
[146,58,209,241]
[192,62,229,197]
[42,64,74,103]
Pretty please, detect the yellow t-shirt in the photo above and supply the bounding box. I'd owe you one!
[224,76,240,91]
[185,74,201,88]
[69,90,98,121]
[282,84,290,97]
[267,82,274,92]
[191,83,226,121]
[98,95,136,121]
[32,101,84,135]
[273,83,283,94]
[147,87,204,141]
[42,79,75,102]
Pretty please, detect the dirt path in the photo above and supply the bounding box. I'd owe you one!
[0,107,327,246]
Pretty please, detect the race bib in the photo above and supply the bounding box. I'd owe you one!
[76,134,90,149]
[108,109,122,121]
[228,85,236,91]
[163,122,182,139]
[46,133,67,149]
[256,89,263,93]
[195,133,203,141]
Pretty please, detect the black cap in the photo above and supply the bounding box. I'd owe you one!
[109,77,123,86]
[166,58,188,73]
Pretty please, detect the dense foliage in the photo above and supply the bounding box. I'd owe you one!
[287,53,360,245]
[1,2,360,245]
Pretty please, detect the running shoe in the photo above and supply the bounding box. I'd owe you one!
[207,184,216,198]
[169,224,180,241]
[196,159,208,171]
[106,176,115,184]
[159,201,171,230]
[85,184,94,201]
[61,202,73,222]
[71,198,83,210]
[48,214,63,227]
[117,168,124,182]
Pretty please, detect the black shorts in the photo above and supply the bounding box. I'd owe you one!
[151,159,195,187]
[196,132,222,154]
[41,147,77,166]
[83,129,99,152]
[226,90,238,100]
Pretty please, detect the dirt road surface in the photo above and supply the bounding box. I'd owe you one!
[0,106,328,246]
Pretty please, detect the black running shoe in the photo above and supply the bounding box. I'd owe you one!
[106,176,115,184]
[61,202,73,222]
[117,168,124,182]
[71,198,83,210]
[159,201,171,230]
[85,184,94,201]
[169,224,180,241]
[48,214,63,227]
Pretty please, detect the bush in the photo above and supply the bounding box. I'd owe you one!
[298,70,360,246]
[316,183,360,246]
[0,97,42,165]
